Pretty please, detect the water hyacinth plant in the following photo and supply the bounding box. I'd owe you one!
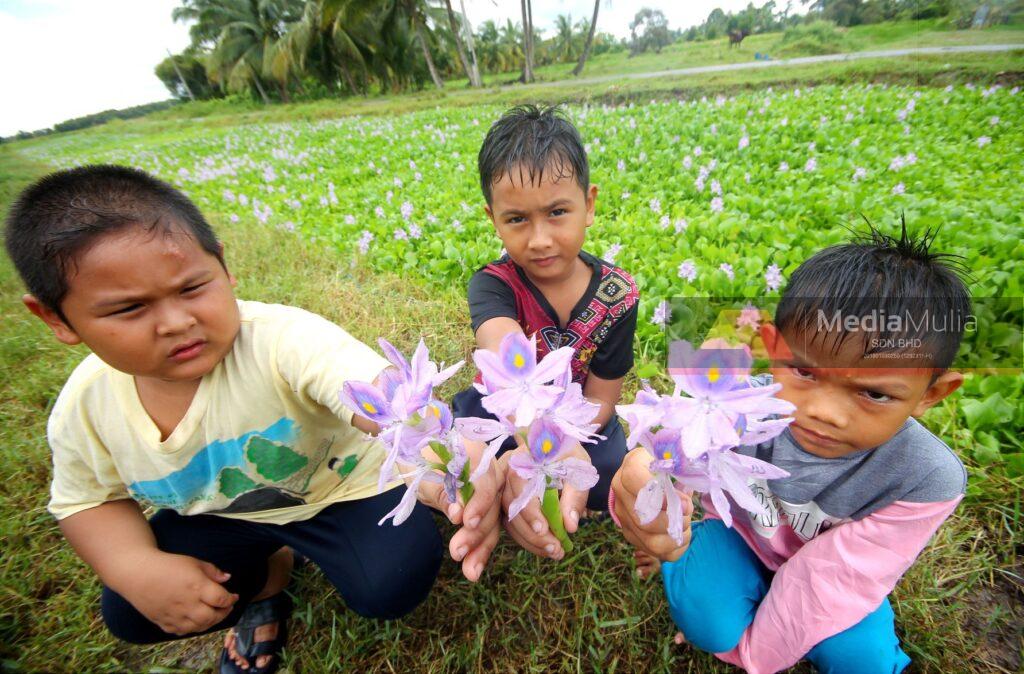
[339,338,473,526]
[459,332,600,553]
[618,340,795,540]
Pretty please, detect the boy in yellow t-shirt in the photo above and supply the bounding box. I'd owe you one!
[5,165,500,674]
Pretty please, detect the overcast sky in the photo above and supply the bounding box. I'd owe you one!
[0,0,780,137]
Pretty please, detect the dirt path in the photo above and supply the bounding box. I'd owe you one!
[537,43,1024,88]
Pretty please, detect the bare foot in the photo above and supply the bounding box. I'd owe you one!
[634,550,661,579]
[224,621,280,670]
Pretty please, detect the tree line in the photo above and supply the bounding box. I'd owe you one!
[156,0,637,103]
[682,0,1020,42]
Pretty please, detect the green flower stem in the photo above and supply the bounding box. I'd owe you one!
[542,484,572,554]
[428,440,474,504]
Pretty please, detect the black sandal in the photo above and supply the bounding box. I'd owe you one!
[219,593,293,674]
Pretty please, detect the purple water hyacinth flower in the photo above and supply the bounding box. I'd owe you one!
[454,414,516,481]
[340,339,462,491]
[473,332,574,427]
[506,419,599,520]
[617,385,671,450]
[673,449,789,529]
[540,380,603,444]
[667,341,795,457]
[378,458,441,526]
[633,428,690,544]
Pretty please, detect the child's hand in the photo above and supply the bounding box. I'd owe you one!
[123,551,239,636]
[499,442,590,560]
[611,447,693,563]
[415,441,505,583]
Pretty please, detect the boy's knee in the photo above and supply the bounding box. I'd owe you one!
[344,529,443,620]
[100,587,166,644]
[665,578,745,653]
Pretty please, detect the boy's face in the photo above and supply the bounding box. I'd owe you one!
[26,226,240,384]
[761,323,963,458]
[484,165,597,284]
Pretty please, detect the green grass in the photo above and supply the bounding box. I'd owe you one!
[473,19,1024,85]
[1,114,1022,673]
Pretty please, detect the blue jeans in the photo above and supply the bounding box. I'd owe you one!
[451,386,626,511]
[662,519,911,674]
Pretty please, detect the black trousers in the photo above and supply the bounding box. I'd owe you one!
[101,487,443,644]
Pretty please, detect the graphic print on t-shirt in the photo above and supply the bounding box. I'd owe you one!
[747,477,847,541]
[127,417,340,513]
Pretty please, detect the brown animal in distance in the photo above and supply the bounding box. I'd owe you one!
[728,28,750,47]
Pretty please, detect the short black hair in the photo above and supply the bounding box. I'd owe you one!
[477,104,589,204]
[775,216,971,370]
[4,164,223,322]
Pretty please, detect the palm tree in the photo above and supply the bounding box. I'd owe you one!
[520,0,534,82]
[272,0,374,95]
[441,0,481,86]
[402,0,444,89]
[176,0,303,103]
[553,14,575,62]
[572,0,602,76]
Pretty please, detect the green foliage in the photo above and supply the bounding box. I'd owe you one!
[777,20,858,55]
[629,8,672,55]
[155,51,222,101]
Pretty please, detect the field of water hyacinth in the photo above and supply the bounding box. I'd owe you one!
[27,83,1022,343]
[3,80,1023,672]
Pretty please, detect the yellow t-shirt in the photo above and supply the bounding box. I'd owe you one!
[47,300,396,524]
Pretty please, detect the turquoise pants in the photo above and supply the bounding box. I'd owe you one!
[662,519,911,674]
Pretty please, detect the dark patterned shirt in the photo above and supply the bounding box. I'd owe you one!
[467,251,639,384]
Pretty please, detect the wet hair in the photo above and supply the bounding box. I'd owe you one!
[775,216,972,370]
[4,164,223,322]
[477,104,589,204]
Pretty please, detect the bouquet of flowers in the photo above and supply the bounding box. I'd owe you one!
[340,338,471,526]
[617,340,795,544]
[456,332,601,553]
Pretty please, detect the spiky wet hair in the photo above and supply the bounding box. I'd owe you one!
[477,104,589,204]
[775,215,972,370]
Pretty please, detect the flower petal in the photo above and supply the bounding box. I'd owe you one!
[377,338,410,376]
[339,381,394,424]
[634,476,666,525]
[499,332,536,379]
[531,345,574,385]
[507,473,547,521]
[558,457,599,491]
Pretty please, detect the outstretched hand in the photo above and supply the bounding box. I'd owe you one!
[415,440,505,582]
[499,442,590,560]
[611,447,693,563]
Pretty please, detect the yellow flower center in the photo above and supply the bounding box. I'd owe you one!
[662,451,672,460]
[707,365,720,383]
[541,439,553,454]
[513,353,525,369]
[362,402,377,414]
[430,405,440,417]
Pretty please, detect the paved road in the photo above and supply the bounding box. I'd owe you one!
[536,43,1024,88]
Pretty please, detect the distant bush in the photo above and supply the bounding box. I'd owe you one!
[776,20,857,56]
[53,100,179,134]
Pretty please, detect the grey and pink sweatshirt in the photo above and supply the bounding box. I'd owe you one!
[705,414,965,672]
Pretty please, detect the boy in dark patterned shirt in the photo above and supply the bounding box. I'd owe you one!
[453,105,639,561]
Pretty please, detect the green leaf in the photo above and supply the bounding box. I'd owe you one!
[973,431,1002,465]
[961,393,1015,432]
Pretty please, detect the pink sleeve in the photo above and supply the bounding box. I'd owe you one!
[717,496,962,674]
